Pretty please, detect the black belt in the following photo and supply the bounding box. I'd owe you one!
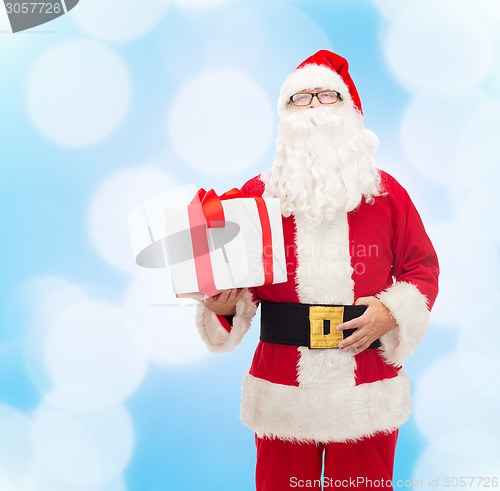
[260,301,381,349]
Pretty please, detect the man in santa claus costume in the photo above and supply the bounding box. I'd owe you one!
[196,50,439,490]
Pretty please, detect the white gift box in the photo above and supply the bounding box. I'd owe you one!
[129,190,287,298]
[165,196,287,297]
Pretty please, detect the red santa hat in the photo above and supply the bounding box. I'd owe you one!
[278,50,362,115]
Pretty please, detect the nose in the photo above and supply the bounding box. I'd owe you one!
[309,94,322,108]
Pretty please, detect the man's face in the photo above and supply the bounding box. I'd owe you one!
[288,87,342,111]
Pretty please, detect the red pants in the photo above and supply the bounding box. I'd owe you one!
[255,430,398,491]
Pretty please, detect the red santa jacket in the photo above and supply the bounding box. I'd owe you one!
[196,170,439,443]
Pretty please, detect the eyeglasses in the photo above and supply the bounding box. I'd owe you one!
[289,90,343,106]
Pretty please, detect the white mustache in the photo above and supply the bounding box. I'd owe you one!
[279,107,354,133]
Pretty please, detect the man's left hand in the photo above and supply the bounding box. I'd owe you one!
[336,296,397,354]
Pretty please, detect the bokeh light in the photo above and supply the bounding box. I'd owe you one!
[26,40,131,147]
[384,0,492,93]
[167,69,275,176]
[171,0,234,10]
[124,269,207,365]
[71,0,170,42]
[44,297,148,401]
[88,165,178,273]
[31,402,134,487]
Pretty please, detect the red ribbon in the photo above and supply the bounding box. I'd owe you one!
[254,198,274,287]
[191,188,244,228]
[187,188,274,295]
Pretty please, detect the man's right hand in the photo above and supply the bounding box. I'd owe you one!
[202,288,248,316]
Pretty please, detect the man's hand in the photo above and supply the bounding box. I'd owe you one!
[336,296,397,354]
[202,288,248,316]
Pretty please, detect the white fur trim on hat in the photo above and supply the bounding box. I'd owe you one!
[196,290,258,353]
[377,281,430,367]
[240,370,411,443]
[278,64,354,113]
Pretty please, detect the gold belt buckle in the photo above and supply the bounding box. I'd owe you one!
[309,306,344,349]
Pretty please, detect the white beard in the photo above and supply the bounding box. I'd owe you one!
[261,104,381,227]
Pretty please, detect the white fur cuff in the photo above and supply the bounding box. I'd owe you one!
[377,281,430,367]
[196,290,258,353]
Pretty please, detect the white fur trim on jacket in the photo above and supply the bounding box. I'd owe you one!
[196,290,257,353]
[377,281,430,367]
[297,346,356,388]
[240,370,411,443]
[294,213,354,305]
[278,64,354,114]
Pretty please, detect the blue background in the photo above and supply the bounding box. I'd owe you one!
[1,0,499,490]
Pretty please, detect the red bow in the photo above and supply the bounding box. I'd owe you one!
[191,188,244,228]
[186,188,275,296]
